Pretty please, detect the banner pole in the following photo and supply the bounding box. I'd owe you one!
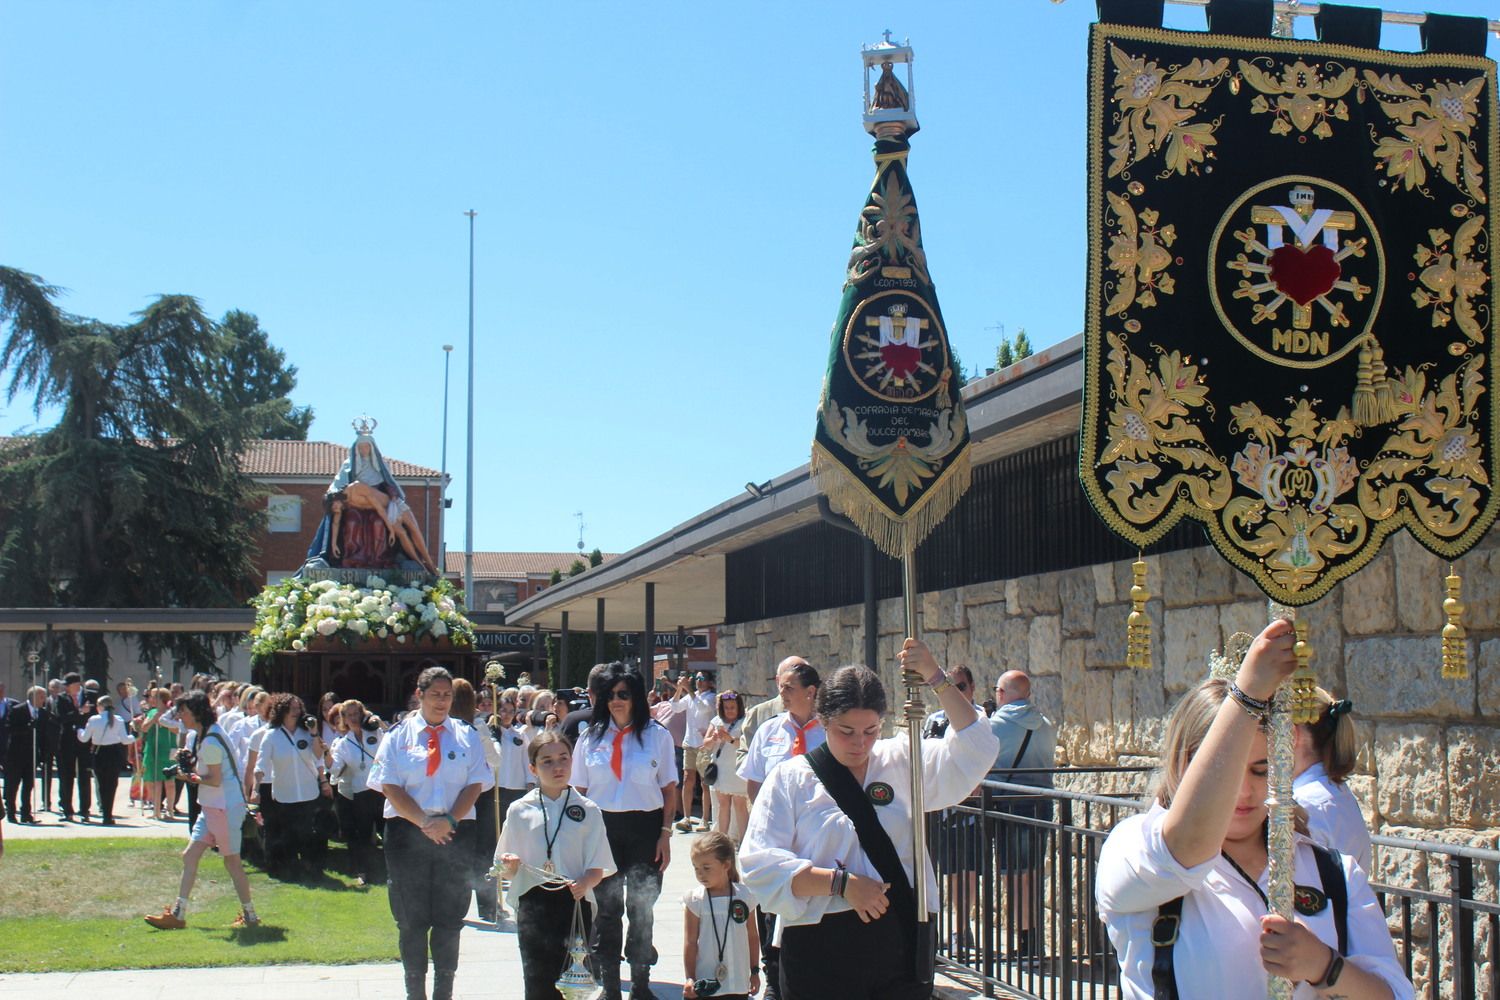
[901,544,932,979]
[1264,602,1297,1000]
[491,679,504,929]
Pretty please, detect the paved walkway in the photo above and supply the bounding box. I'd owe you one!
[3,782,983,999]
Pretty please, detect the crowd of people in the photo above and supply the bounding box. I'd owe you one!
[0,621,1409,1000]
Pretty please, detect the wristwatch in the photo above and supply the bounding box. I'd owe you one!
[1311,949,1344,990]
[930,675,953,696]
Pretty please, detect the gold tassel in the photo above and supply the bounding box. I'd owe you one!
[1369,338,1396,425]
[1442,568,1469,679]
[1289,620,1318,724]
[1126,556,1151,669]
[1352,337,1378,427]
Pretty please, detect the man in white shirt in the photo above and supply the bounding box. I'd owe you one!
[672,671,719,833]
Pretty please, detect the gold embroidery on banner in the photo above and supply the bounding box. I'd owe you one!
[847,167,931,288]
[1413,216,1491,344]
[1364,71,1488,203]
[1105,192,1177,315]
[1081,24,1500,604]
[1106,44,1230,178]
[1098,331,1231,524]
[1238,59,1356,138]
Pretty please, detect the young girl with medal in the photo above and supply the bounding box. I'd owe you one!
[739,641,998,1000]
[496,731,615,1000]
[570,662,679,1000]
[1096,622,1410,999]
[682,831,760,1000]
[330,699,385,886]
[368,665,494,1000]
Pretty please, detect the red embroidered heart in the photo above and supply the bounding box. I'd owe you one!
[881,343,921,379]
[1268,244,1341,306]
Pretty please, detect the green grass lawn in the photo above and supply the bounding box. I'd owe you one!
[0,838,400,972]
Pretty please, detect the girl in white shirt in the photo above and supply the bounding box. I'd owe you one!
[570,662,679,999]
[682,831,760,1000]
[739,642,998,1000]
[330,699,386,885]
[1293,688,1373,872]
[1095,621,1410,1000]
[368,665,494,1000]
[497,731,615,1000]
[78,695,132,826]
[702,693,749,844]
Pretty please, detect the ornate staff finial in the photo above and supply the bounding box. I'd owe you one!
[1443,567,1469,679]
[352,415,378,435]
[1126,556,1152,668]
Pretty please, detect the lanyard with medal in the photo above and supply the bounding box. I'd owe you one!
[537,787,572,875]
[705,883,734,986]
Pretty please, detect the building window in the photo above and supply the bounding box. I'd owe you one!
[267,495,302,533]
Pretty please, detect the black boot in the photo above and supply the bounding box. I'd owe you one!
[599,965,622,1000]
[403,974,426,1000]
[431,972,454,1000]
[629,965,653,999]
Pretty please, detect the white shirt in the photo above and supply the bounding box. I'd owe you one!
[367,713,494,820]
[219,707,243,735]
[495,787,616,908]
[330,730,381,800]
[194,725,243,811]
[570,720,677,813]
[78,713,131,746]
[683,882,760,995]
[494,723,532,791]
[257,725,324,804]
[1096,804,1411,1000]
[240,718,270,777]
[467,717,502,771]
[1294,763,1374,873]
[736,712,826,786]
[681,690,719,748]
[706,716,748,796]
[740,716,997,927]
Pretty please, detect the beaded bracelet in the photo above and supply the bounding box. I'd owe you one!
[1228,682,1272,722]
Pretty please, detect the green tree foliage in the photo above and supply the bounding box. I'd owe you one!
[567,559,587,577]
[549,568,564,585]
[588,547,604,568]
[996,339,1014,369]
[1013,329,1034,361]
[0,267,312,679]
[545,631,624,691]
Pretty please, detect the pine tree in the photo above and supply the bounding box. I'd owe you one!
[996,339,1015,369]
[588,547,604,567]
[1013,329,1034,361]
[0,267,311,678]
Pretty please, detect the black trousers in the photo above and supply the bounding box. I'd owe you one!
[4,750,35,821]
[779,909,935,1000]
[334,790,385,879]
[92,744,125,822]
[758,907,781,996]
[57,746,91,817]
[386,818,476,977]
[267,796,320,876]
[518,886,594,1000]
[186,779,200,829]
[592,808,664,972]
[41,743,57,810]
[477,787,526,915]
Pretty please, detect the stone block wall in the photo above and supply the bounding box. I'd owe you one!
[714,531,1500,842]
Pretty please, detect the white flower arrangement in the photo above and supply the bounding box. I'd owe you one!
[250,574,476,663]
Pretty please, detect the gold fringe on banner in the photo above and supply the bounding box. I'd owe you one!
[811,442,972,560]
[1443,568,1469,679]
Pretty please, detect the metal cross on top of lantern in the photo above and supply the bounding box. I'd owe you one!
[1079,3,1498,996]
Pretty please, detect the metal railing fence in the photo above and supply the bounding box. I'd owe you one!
[928,774,1499,1000]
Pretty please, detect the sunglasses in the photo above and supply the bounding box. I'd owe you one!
[609,689,632,701]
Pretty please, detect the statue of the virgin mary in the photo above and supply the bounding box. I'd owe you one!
[302,419,441,576]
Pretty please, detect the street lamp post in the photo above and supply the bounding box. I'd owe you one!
[441,343,453,577]
[464,210,477,611]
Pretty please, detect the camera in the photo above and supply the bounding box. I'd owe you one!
[302,715,319,734]
[690,979,721,997]
[361,714,382,732]
[162,747,196,780]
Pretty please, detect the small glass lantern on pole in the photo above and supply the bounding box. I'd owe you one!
[862,31,918,135]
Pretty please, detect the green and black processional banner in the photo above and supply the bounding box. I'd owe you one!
[1081,6,1500,604]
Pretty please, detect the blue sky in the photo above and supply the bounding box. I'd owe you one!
[4,1,1498,557]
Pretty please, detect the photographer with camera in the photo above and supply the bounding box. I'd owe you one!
[77,694,131,825]
[254,694,330,880]
[144,690,258,930]
[330,699,387,886]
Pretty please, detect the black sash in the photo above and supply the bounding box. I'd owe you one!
[804,744,922,969]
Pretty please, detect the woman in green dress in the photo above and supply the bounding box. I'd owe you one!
[138,688,179,821]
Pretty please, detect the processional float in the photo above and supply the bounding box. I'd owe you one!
[1078,2,1497,995]
[811,33,972,982]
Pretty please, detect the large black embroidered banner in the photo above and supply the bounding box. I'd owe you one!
[1081,20,1500,604]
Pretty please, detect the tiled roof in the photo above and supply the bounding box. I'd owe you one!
[240,440,442,479]
[445,551,615,578]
